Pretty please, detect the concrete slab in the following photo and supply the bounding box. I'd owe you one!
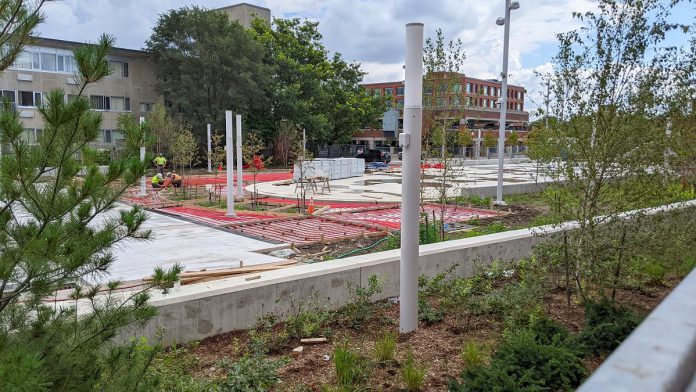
[89,204,285,283]
[251,162,553,202]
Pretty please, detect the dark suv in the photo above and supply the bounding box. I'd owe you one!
[356,149,391,163]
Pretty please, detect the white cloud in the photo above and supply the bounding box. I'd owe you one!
[35,0,602,114]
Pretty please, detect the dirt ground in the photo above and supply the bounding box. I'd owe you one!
[182,277,677,391]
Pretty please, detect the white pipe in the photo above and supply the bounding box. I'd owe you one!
[236,114,243,198]
[139,116,146,196]
[225,111,235,216]
[207,123,212,173]
[400,22,423,334]
[495,0,513,205]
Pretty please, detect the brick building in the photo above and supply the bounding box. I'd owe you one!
[355,73,530,151]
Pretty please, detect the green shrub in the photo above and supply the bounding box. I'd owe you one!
[339,274,384,329]
[460,341,487,369]
[579,298,641,355]
[677,257,696,278]
[285,308,332,340]
[640,259,667,285]
[450,329,585,392]
[333,343,369,388]
[401,351,427,391]
[418,297,444,325]
[140,341,214,392]
[373,332,397,363]
[248,314,289,355]
[218,354,288,392]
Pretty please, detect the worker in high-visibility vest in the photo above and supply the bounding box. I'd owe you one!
[153,153,167,174]
[165,172,182,188]
[151,173,164,189]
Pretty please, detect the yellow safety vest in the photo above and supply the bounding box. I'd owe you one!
[152,175,161,184]
[154,156,167,166]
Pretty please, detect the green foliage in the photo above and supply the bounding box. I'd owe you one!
[460,341,487,369]
[285,306,332,340]
[418,297,444,325]
[0,34,181,392]
[248,314,289,355]
[249,18,383,144]
[401,351,427,391]
[578,298,641,356]
[333,343,370,388]
[144,343,215,392]
[218,354,288,392]
[338,274,384,329]
[373,331,397,363]
[146,6,271,138]
[450,326,585,392]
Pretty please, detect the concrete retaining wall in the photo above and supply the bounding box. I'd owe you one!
[133,228,543,346]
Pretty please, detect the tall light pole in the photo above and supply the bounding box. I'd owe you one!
[207,123,212,173]
[494,0,520,206]
[236,114,243,199]
[399,22,423,334]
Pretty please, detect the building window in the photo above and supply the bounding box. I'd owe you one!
[40,53,57,71]
[109,61,128,78]
[90,95,110,110]
[14,52,32,69]
[424,86,433,95]
[140,102,153,112]
[452,97,462,107]
[125,97,131,111]
[103,129,112,143]
[466,83,472,93]
[21,128,42,144]
[67,94,79,103]
[110,97,125,111]
[396,99,404,108]
[438,83,448,93]
[492,87,497,97]
[1,90,16,103]
[384,87,393,96]
[372,88,381,96]
[18,91,40,107]
[485,86,490,96]
[453,83,462,93]
[437,98,446,107]
[396,86,404,95]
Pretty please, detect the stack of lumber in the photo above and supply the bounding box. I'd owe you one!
[145,260,297,286]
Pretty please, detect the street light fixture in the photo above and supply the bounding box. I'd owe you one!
[494,0,520,206]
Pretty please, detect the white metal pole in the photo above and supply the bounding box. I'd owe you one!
[236,114,243,198]
[495,0,513,206]
[399,22,423,334]
[207,123,212,172]
[225,111,236,216]
[139,116,146,196]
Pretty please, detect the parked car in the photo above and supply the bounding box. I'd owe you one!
[356,149,391,163]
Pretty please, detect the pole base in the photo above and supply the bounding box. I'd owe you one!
[225,212,236,217]
[493,200,508,206]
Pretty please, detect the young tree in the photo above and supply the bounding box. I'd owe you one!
[242,131,270,203]
[170,127,200,177]
[534,0,691,301]
[211,132,226,176]
[274,119,298,168]
[147,102,178,157]
[0,34,180,391]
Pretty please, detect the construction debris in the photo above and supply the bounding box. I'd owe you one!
[300,337,328,344]
[144,260,296,286]
[292,346,304,357]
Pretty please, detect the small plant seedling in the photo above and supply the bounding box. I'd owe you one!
[401,350,426,391]
[373,331,397,363]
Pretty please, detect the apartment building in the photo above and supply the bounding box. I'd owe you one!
[0,3,269,151]
[0,37,158,150]
[357,74,529,149]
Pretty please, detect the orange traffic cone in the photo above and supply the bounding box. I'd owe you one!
[308,197,315,214]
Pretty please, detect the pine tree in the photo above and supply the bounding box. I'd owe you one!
[0,34,180,391]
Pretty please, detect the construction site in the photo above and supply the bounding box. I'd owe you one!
[99,158,548,289]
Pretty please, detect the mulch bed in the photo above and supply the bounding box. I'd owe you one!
[180,278,677,391]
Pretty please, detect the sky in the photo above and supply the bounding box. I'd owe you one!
[36,0,696,116]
